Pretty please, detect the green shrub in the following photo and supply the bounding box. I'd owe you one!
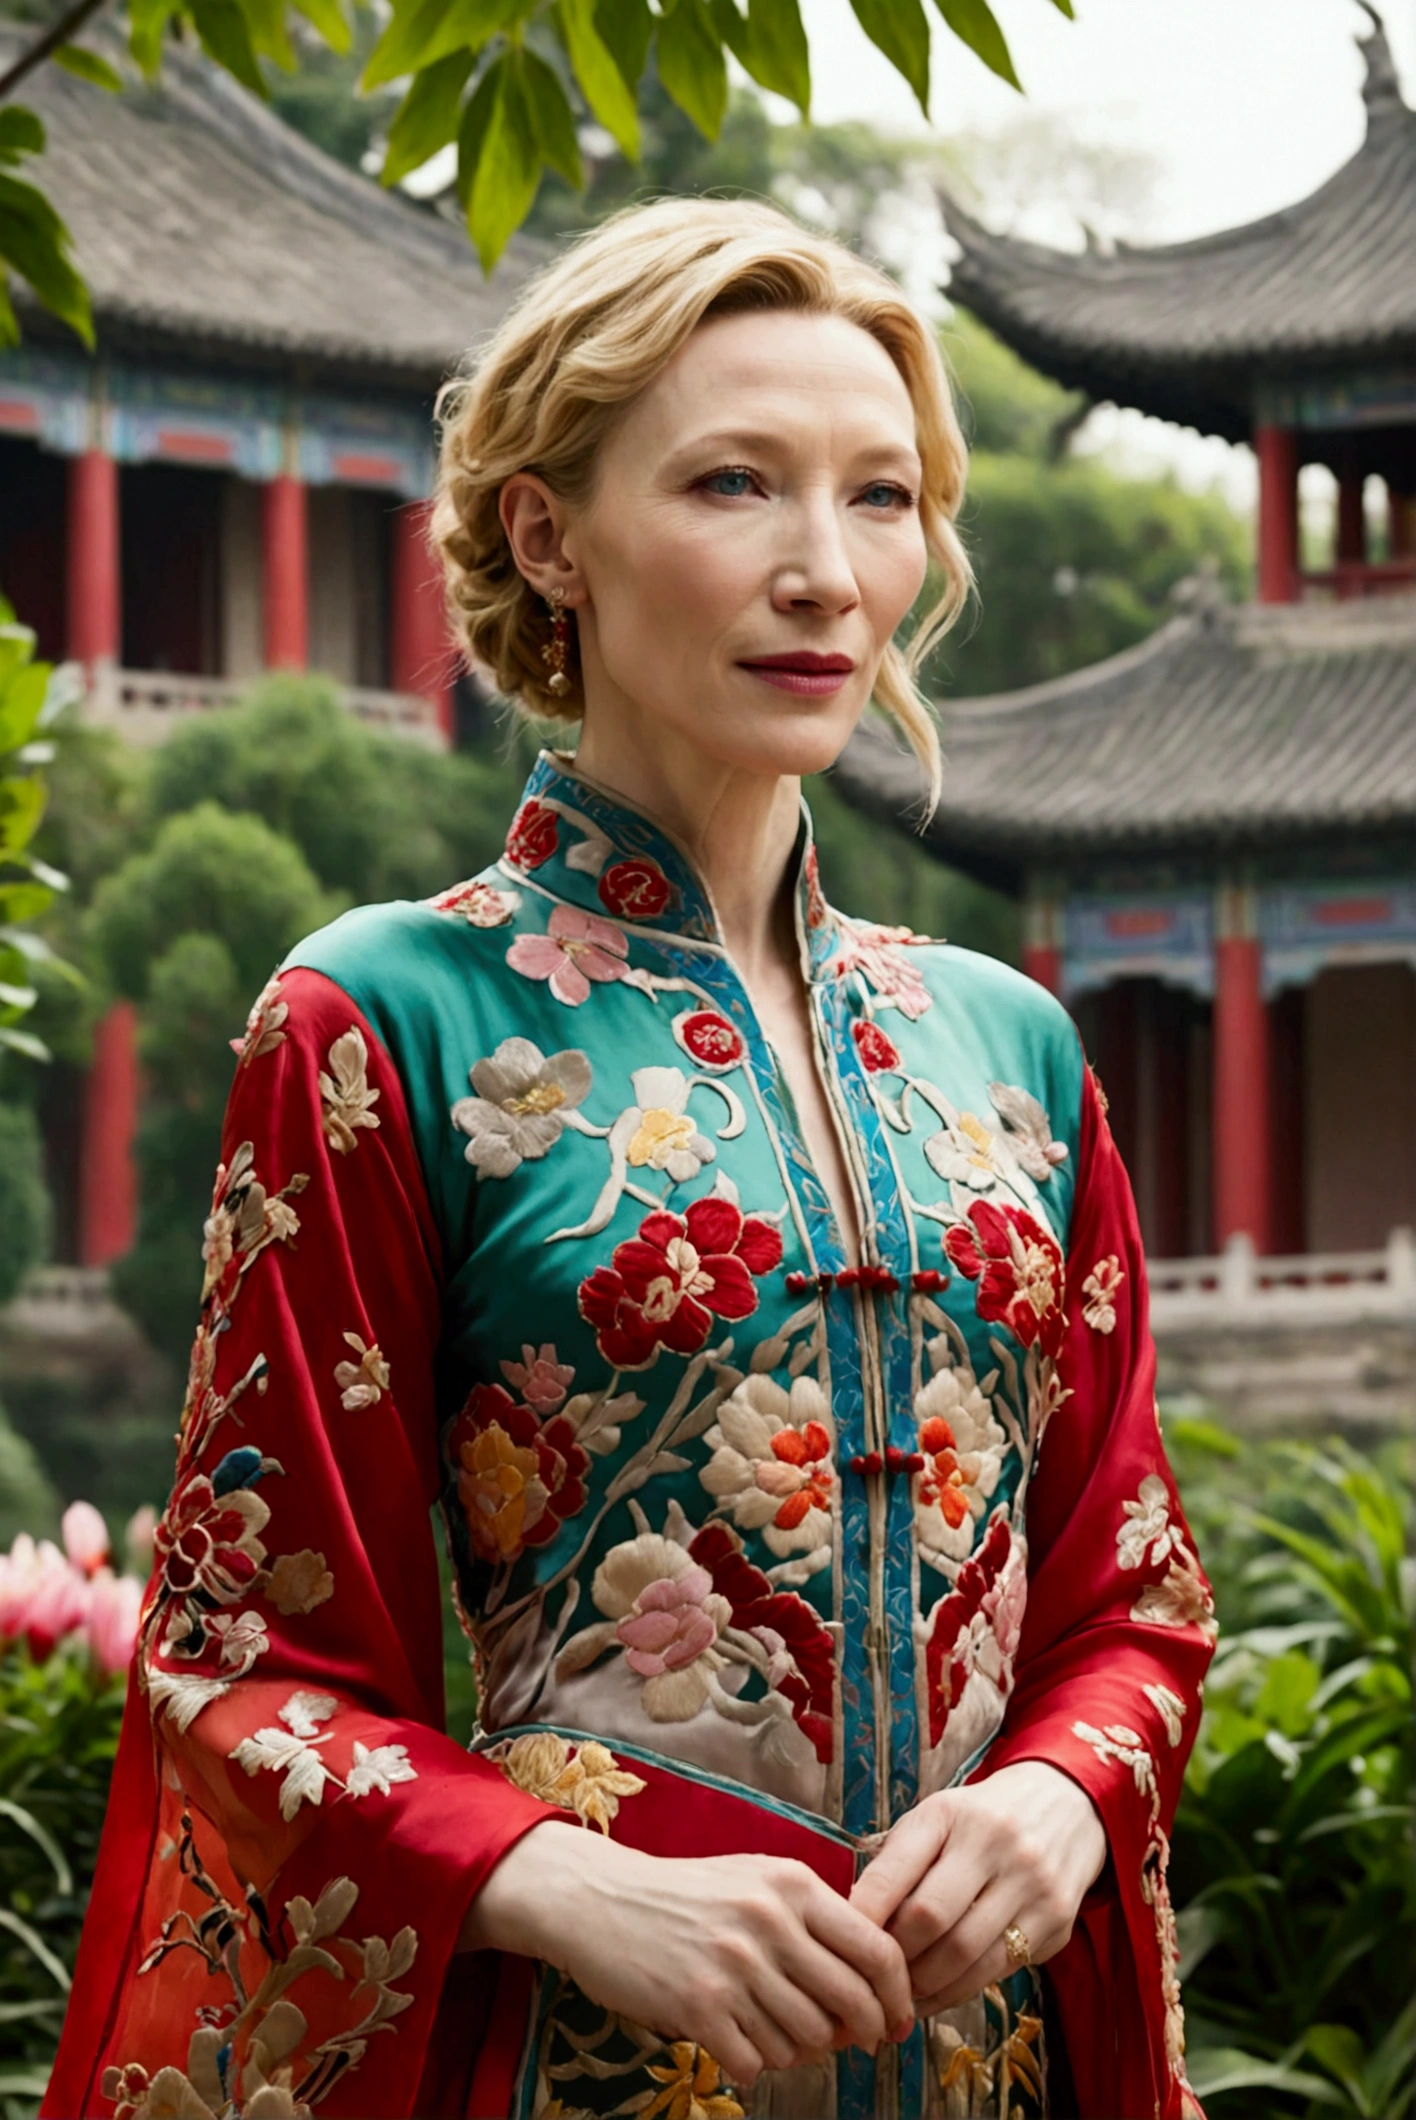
[1168,1427,1415,2116]
[0,1103,49,1306]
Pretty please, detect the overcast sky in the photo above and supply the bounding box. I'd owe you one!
[796,0,1416,505]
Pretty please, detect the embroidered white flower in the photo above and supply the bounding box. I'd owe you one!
[231,973,288,1067]
[700,1374,835,1560]
[912,1355,1008,1564]
[208,1609,270,1677]
[1132,1542,1218,1637]
[319,1027,381,1154]
[988,1081,1069,1183]
[229,1692,419,1820]
[1082,1255,1125,1333]
[451,1036,592,1178]
[613,1066,716,1184]
[1117,1473,1178,1571]
[923,1107,1011,1193]
[334,1332,390,1411]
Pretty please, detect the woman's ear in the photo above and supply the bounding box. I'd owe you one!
[499,473,585,606]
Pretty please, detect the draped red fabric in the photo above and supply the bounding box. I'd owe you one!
[966,1062,1216,2119]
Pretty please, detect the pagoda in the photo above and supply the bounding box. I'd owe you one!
[837,9,1416,1284]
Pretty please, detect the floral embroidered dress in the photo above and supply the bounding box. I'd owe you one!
[48,753,1216,2120]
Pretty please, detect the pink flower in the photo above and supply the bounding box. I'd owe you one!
[616,1568,722,1678]
[86,1568,142,1675]
[507,905,630,1007]
[62,1500,111,1577]
[500,1342,575,1414]
[125,1505,157,1574]
[0,1536,90,1661]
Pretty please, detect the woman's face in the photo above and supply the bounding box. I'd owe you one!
[560,308,930,781]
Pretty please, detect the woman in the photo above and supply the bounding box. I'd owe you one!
[49,200,1215,2120]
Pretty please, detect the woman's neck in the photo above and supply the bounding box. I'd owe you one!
[572,716,803,984]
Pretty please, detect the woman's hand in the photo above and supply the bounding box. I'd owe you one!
[849,1761,1108,2015]
[462,1821,915,2088]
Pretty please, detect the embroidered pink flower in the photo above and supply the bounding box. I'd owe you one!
[562,1526,732,1720]
[579,1196,783,1370]
[500,1342,575,1414]
[617,1567,722,1677]
[690,1522,836,1763]
[504,799,559,870]
[944,1200,1067,1357]
[673,1008,746,1072]
[852,1019,901,1074]
[507,905,630,1006]
[428,879,521,926]
[833,917,932,1020]
[925,1513,1026,1748]
[803,844,829,932]
[598,855,674,921]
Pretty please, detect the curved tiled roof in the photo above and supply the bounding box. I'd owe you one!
[942,13,1416,441]
[9,32,538,388]
[834,591,1416,888]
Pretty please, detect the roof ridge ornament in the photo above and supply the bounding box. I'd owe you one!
[1355,3,1406,117]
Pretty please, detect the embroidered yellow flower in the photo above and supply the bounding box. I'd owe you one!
[457,1424,548,1564]
[628,1106,698,1169]
[496,1731,646,1833]
[641,2042,744,2120]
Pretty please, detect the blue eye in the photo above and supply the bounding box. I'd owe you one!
[860,482,913,510]
[702,467,757,498]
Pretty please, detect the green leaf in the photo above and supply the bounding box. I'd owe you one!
[382,50,474,186]
[0,2071,54,2099]
[0,1024,50,1059]
[455,57,503,214]
[593,0,652,92]
[708,0,809,112]
[0,172,94,346]
[932,0,1019,89]
[0,1907,71,1992]
[521,50,582,189]
[656,0,728,138]
[0,1796,74,1896]
[187,0,267,96]
[466,52,541,271]
[0,273,16,348]
[362,0,526,91]
[243,0,298,68]
[1185,2049,1346,2102]
[1253,1648,1320,1738]
[0,660,49,751]
[0,106,45,162]
[0,882,54,923]
[848,0,929,114]
[52,43,126,90]
[557,0,639,156]
[127,0,179,75]
[1048,0,1075,14]
[292,0,353,53]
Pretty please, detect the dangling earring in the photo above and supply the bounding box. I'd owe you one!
[542,585,572,697]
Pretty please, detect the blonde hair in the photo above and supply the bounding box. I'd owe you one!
[432,197,970,802]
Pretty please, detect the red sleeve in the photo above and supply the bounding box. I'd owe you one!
[45,968,561,2120]
[966,1061,1215,2120]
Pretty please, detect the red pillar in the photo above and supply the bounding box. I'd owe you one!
[78,1002,139,1268]
[262,474,308,669]
[390,500,455,742]
[1213,887,1271,1254]
[66,448,121,665]
[1254,424,1299,604]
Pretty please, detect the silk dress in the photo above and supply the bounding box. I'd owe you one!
[47,751,1216,2120]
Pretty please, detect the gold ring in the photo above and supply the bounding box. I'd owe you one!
[1003,1922,1031,1968]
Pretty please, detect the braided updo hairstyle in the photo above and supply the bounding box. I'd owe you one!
[431,197,971,802]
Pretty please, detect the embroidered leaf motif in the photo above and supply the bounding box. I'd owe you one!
[230,1723,333,1821]
[1143,1682,1186,1747]
[265,1547,334,1615]
[346,1740,418,1799]
[319,1026,382,1154]
[280,1690,337,1738]
[147,1670,230,1732]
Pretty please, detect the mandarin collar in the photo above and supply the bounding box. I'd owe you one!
[496,750,840,977]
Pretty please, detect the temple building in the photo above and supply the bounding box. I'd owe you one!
[0,36,527,1270]
[839,13,1416,1319]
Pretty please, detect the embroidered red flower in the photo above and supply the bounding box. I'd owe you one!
[924,1512,1025,1748]
[944,1199,1066,1357]
[579,1196,783,1369]
[448,1382,589,1566]
[428,879,520,927]
[598,856,674,921]
[673,1008,746,1072]
[153,1475,268,1612]
[504,799,559,870]
[851,1019,901,1073]
[690,1522,835,1763]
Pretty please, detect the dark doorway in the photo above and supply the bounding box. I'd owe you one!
[1075,978,1213,1258]
[0,435,68,659]
[121,462,223,674]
